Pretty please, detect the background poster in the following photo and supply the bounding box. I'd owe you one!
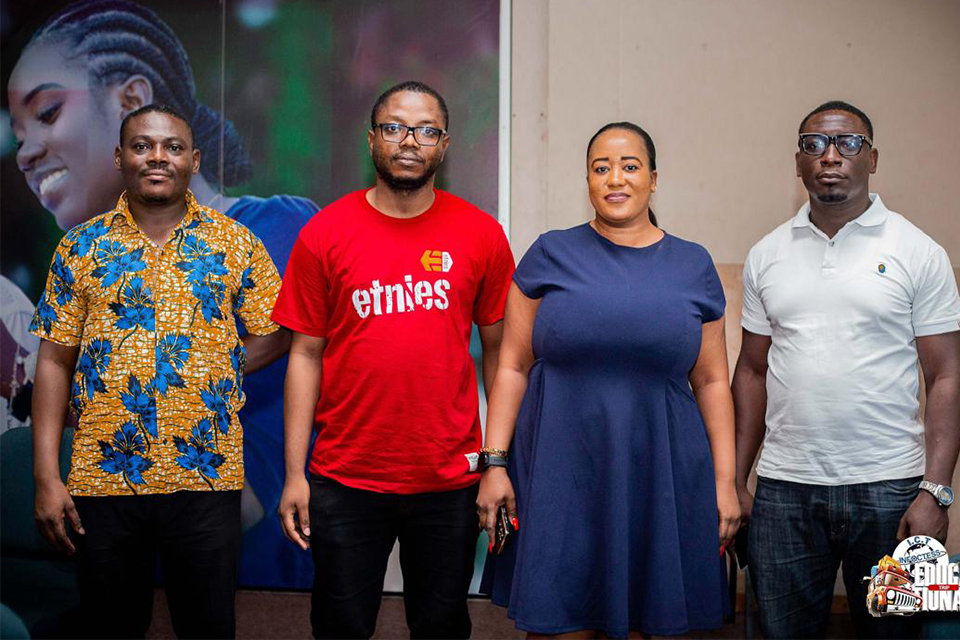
[1,0,500,593]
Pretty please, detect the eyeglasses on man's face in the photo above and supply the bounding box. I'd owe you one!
[799,133,873,157]
[375,123,447,147]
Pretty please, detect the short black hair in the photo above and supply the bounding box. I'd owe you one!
[799,100,874,140]
[370,81,449,130]
[120,103,193,145]
[586,121,660,227]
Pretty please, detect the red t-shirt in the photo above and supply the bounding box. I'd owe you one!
[272,188,515,493]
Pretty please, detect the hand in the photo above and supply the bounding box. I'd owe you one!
[476,467,518,551]
[736,484,755,526]
[278,475,311,550]
[35,477,83,555]
[717,480,741,553]
[897,492,949,542]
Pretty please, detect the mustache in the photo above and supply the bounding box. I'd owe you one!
[392,153,424,163]
[140,168,174,177]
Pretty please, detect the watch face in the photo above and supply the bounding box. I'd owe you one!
[939,487,955,506]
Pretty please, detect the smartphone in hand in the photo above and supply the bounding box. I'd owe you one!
[493,505,514,555]
[735,524,749,569]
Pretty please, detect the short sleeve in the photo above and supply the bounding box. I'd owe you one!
[512,236,552,299]
[912,247,960,337]
[701,249,726,323]
[30,238,86,346]
[271,234,329,337]
[472,225,516,325]
[234,232,283,335]
[740,250,772,336]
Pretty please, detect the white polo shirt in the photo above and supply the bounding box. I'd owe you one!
[742,194,960,485]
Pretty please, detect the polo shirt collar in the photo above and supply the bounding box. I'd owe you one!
[792,193,889,229]
[108,189,204,229]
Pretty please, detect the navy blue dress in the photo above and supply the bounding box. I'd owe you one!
[481,224,728,637]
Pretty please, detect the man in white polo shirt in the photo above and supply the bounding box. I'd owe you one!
[733,100,960,639]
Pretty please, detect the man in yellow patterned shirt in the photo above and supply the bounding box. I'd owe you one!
[30,104,289,639]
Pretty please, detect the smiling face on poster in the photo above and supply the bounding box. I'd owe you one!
[9,41,124,231]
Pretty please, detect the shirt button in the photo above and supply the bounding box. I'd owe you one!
[828,241,835,246]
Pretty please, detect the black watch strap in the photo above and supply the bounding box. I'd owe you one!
[478,451,508,471]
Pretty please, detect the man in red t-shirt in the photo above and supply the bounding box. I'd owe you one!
[273,81,514,639]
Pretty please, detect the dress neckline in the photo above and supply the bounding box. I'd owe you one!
[582,222,669,252]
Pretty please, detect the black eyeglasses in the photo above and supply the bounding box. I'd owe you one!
[799,133,873,157]
[374,123,447,147]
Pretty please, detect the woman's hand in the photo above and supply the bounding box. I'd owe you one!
[476,467,518,551]
[717,480,741,553]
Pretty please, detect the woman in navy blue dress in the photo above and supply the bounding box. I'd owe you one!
[478,122,739,637]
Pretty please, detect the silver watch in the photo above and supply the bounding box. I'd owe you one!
[919,480,955,507]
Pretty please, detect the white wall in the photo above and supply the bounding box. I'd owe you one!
[511,0,960,263]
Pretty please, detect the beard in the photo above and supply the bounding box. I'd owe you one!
[816,192,849,204]
[372,148,442,193]
[142,192,174,203]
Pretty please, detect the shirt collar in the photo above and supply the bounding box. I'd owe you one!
[109,189,205,229]
[791,193,889,229]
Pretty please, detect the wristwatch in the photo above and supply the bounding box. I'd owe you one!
[919,480,955,507]
[477,451,508,472]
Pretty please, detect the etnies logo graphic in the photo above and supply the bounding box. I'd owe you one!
[351,251,455,319]
[421,250,453,272]
[351,276,450,318]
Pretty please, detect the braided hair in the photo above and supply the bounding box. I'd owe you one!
[28,0,252,186]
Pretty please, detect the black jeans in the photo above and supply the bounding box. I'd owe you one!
[72,490,241,639]
[309,475,480,639]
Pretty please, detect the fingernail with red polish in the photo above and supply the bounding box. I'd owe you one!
[488,540,494,552]
[510,516,519,530]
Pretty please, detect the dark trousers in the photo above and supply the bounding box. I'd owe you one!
[72,490,241,639]
[749,476,922,639]
[309,475,480,639]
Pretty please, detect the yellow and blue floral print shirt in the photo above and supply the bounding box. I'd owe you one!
[30,191,282,496]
